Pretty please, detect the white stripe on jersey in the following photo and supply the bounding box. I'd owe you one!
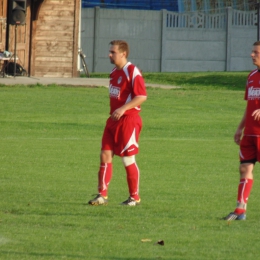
[132,67,142,87]
[123,62,131,82]
[122,62,142,88]
[122,62,143,110]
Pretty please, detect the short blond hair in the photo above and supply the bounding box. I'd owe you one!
[253,41,260,46]
[109,40,129,58]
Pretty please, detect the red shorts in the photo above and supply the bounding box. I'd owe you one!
[239,135,260,163]
[101,114,142,157]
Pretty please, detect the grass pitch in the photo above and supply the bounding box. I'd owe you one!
[1,72,260,260]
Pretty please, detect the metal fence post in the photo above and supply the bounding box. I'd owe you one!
[225,7,232,72]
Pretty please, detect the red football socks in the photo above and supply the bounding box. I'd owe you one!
[98,163,112,197]
[125,163,140,201]
[234,178,253,214]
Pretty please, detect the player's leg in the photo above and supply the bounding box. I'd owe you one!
[88,150,113,206]
[88,119,115,205]
[224,136,255,220]
[114,115,142,206]
[121,155,140,205]
[235,163,254,213]
[98,150,113,197]
[225,163,254,220]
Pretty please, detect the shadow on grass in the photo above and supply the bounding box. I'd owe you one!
[0,251,86,258]
[143,72,249,91]
[2,202,136,217]
[180,74,247,91]
[0,251,158,259]
[99,258,160,260]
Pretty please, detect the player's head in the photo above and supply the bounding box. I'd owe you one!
[251,41,260,68]
[109,40,129,58]
[109,40,129,69]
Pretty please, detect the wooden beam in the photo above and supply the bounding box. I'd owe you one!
[72,0,80,77]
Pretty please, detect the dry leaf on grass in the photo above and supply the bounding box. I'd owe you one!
[141,239,152,242]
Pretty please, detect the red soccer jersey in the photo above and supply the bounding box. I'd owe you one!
[244,69,260,135]
[109,62,147,115]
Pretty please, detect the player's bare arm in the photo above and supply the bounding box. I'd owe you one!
[234,110,246,145]
[111,96,147,121]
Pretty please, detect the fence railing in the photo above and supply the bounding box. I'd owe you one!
[232,10,256,26]
[166,9,257,29]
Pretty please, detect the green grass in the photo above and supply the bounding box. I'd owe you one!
[87,71,249,90]
[1,73,260,260]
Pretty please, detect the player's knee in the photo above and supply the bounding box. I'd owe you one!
[100,150,113,163]
[121,156,135,166]
[239,163,254,178]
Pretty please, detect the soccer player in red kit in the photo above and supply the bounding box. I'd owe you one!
[88,40,147,206]
[225,41,260,220]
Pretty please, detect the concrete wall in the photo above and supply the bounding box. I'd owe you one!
[162,28,226,72]
[81,7,162,73]
[81,7,257,73]
[230,27,256,71]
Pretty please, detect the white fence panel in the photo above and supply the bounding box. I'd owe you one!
[81,7,257,72]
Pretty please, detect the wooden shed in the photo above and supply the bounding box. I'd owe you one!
[0,0,80,77]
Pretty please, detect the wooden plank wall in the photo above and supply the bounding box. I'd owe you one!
[0,1,7,52]
[33,0,79,77]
